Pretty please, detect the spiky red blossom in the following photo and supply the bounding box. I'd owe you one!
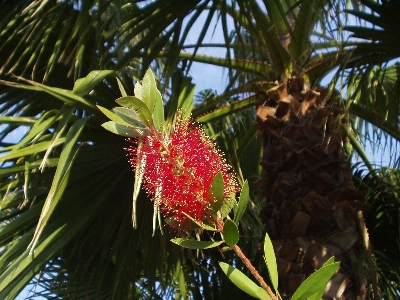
[126,118,239,229]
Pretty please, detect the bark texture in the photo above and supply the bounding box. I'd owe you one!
[256,78,370,299]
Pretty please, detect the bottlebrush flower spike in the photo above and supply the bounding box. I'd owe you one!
[126,116,239,231]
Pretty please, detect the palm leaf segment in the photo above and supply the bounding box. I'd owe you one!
[345,0,400,155]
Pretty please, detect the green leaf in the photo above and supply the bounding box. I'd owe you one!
[181,212,217,231]
[29,117,89,252]
[73,70,116,96]
[208,172,224,216]
[221,195,236,218]
[40,105,76,172]
[115,96,153,127]
[116,77,128,97]
[307,256,335,300]
[323,256,336,267]
[290,259,340,300]
[141,69,164,131]
[113,107,147,128]
[97,105,132,128]
[177,78,195,120]
[223,219,239,247]
[219,262,270,299]
[134,82,142,99]
[141,68,160,111]
[171,238,223,249]
[101,121,145,137]
[2,79,96,110]
[234,180,249,224]
[264,232,278,292]
[0,139,66,163]
[256,287,273,300]
[152,90,164,132]
[196,97,256,123]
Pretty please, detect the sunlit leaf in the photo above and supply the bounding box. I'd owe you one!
[113,107,147,128]
[115,96,153,127]
[219,262,271,299]
[234,180,249,225]
[101,121,144,137]
[171,238,223,249]
[263,232,278,292]
[73,70,116,96]
[290,259,340,300]
[97,105,132,128]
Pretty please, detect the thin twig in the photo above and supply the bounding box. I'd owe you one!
[216,219,278,300]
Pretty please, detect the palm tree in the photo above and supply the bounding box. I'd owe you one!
[0,0,398,299]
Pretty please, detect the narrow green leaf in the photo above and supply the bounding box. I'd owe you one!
[181,211,217,231]
[256,287,273,300]
[0,116,36,126]
[0,229,34,274]
[0,139,66,163]
[115,96,153,127]
[323,256,336,267]
[134,82,142,99]
[0,202,42,242]
[221,196,236,218]
[177,77,195,120]
[264,232,279,292]
[113,107,147,128]
[18,79,96,110]
[223,219,239,247]
[0,158,58,178]
[158,51,272,78]
[101,121,145,137]
[171,238,223,249]
[40,105,76,171]
[116,77,128,97]
[28,117,89,252]
[290,260,340,300]
[141,69,164,131]
[73,70,116,96]
[141,68,160,111]
[152,91,164,132]
[0,169,125,299]
[208,172,224,215]
[306,288,325,300]
[219,262,265,299]
[11,110,59,151]
[234,180,249,224]
[97,105,132,127]
[196,97,255,123]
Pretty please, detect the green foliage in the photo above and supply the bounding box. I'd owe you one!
[219,262,271,300]
[223,219,239,247]
[0,0,399,298]
[234,180,249,224]
[171,238,223,249]
[171,183,339,300]
[290,258,340,300]
[263,233,279,294]
[209,172,225,216]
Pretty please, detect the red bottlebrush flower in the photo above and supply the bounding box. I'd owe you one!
[126,118,239,230]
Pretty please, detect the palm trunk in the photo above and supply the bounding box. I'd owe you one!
[255,78,371,299]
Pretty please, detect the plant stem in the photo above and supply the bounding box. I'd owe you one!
[216,219,278,300]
